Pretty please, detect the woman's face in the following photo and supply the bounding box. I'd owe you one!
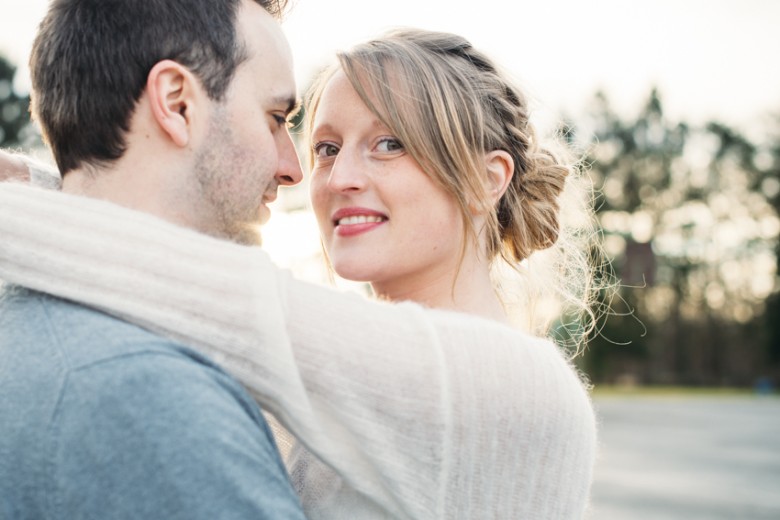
[309,70,465,292]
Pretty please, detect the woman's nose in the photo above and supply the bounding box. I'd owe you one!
[326,151,367,193]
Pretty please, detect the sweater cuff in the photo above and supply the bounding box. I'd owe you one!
[21,155,62,190]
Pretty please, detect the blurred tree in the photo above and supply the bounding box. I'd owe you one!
[0,54,32,147]
[756,117,780,380]
[579,89,779,387]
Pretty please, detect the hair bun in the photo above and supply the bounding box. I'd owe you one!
[499,145,570,261]
[522,148,570,246]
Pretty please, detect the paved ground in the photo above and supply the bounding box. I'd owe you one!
[590,395,780,519]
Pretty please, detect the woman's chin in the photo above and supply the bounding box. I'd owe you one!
[331,262,382,285]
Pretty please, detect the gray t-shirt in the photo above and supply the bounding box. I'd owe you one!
[0,286,305,519]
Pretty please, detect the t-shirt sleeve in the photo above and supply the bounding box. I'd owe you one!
[51,349,306,520]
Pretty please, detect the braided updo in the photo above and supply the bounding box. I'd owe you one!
[305,28,600,348]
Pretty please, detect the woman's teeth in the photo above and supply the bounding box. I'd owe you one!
[337,215,385,226]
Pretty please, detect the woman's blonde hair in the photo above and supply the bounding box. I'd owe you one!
[305,28,602,353]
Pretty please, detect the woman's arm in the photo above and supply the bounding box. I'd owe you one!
[0,183,595,519]
[0,183,440,517]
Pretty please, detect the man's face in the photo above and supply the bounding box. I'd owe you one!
[192,1,302,245]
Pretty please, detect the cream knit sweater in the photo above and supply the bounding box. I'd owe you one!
[0,183,596,519]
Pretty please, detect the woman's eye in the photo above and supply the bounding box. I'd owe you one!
[314,142,340,158]
[376,137,403,153]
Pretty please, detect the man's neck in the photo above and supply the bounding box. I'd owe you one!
[64,166,141,208]
[61,162,194,231]
[61,161,259,246]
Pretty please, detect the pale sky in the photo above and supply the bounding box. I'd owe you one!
[1,0,779,135]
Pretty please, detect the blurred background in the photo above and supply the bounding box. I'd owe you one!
[1,0,778,518]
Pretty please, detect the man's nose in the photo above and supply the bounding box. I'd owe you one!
[276,131,303,186]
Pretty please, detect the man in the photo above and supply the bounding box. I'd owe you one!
[0,0,307,517]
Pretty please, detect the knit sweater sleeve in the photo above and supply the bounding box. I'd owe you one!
[0,184,596,519]
[15,154,63,189]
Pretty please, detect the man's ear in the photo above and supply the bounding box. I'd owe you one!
[485,150,514,205]
[146,60,200,148]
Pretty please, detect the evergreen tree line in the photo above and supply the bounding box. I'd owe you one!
[577,89,779,388]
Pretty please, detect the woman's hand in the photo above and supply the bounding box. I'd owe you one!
[0,151,30,182]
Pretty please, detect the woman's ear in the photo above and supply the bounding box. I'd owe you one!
[485,150,514,204]
[146,60,199,148]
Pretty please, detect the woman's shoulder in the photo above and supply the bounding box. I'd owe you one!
[422,306,593,406]
[423,305,568,355]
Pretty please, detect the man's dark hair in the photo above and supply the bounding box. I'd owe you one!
[30,0,288,174]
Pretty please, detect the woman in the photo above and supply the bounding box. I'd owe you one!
[0,30,598,519]
[305,30,594,334]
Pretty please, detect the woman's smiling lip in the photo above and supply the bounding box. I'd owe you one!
[331,207,388,237]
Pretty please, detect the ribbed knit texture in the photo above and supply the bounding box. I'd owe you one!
[0,183,596,519]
